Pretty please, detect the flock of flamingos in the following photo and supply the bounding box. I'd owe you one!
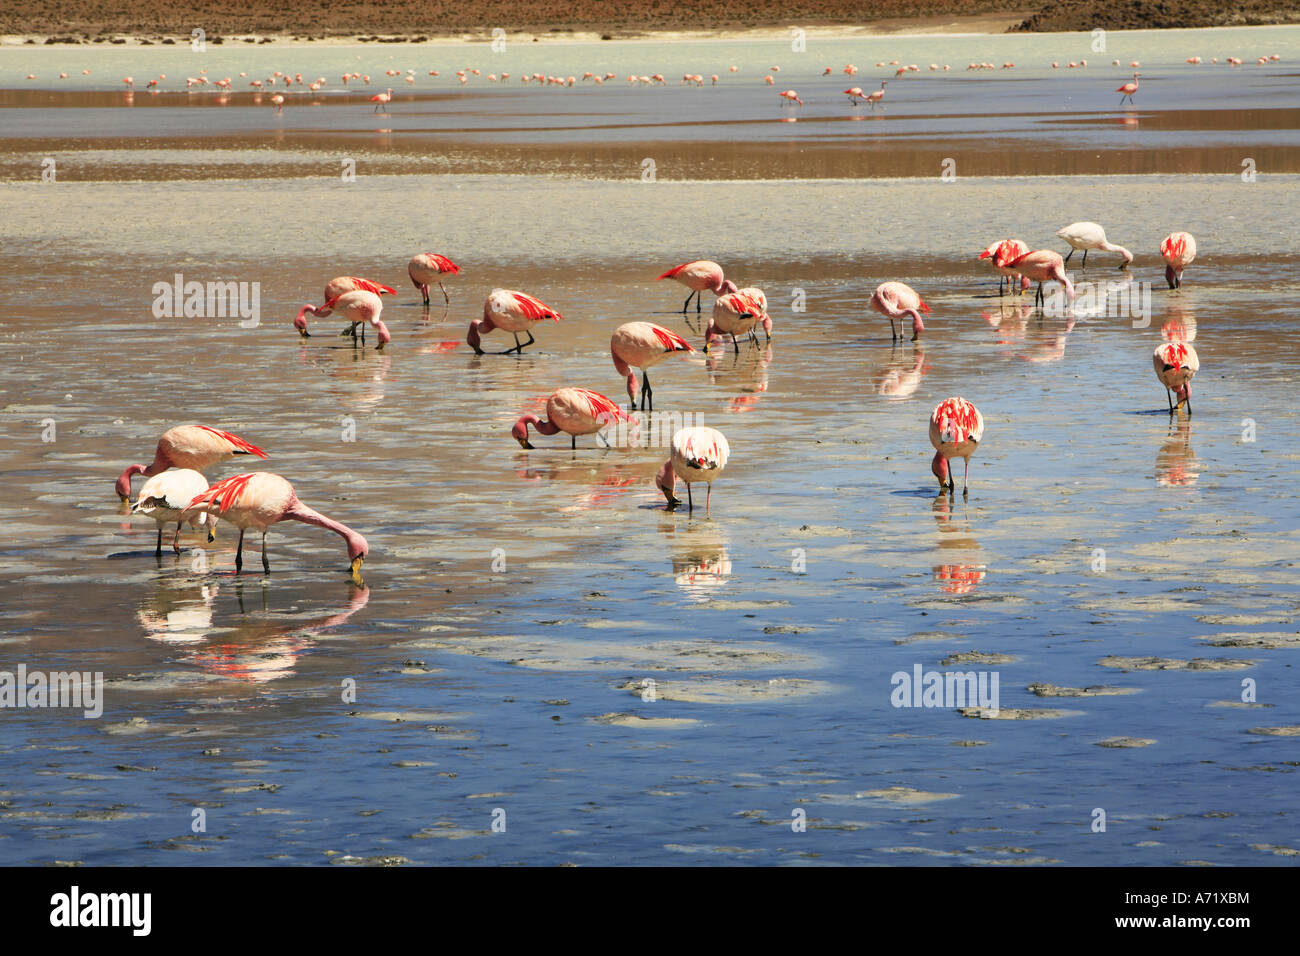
[114,224,1200,587]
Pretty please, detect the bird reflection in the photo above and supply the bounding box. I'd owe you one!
[931,493,985,594]
[1161,303,1197,343]
[1018,315,1076,364]
[875,344,928,399]
[662,523,731,601]
[983,301,1032,344]
[1155,418,1199,487]
[514,457,643,510]
[707,344,772,413]
[298,347,391,410]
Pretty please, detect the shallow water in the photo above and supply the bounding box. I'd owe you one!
[2,30,1300,867]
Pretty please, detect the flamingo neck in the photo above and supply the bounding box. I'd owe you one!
[115,463,149,499]
[283,498,368,560]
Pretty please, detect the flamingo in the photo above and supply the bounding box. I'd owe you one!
[407,253,461,307]
[1004,250,1075,307]
[298,289,390,348]
[513,388,631,449]
[929,397,984,495]
[1154,341,1200,413]
[656,260,738,314]
[115,425,267,502]
[1160,232,1197,289]
[1056,221,1132,268]
[370,88,393,112]
[779,90,803,107]
[979,238,1031,295]
[611,321,694,411]
[1116,72,1140,105]
[866,80,887,109]
[270,94,284,113]
[655,427,730,515]
[467,289,562,354]
[705,289,769,353]
[844,86,865,105]
[131,469,217,555]
[183,473,368,585]
[870,281,930,341]
[294,280,395,339]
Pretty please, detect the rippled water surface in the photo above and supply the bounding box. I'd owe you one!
[1,28,1299,867]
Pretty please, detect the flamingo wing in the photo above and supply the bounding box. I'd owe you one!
[187,473,256,514]
[194,426,268,458]
[509,291,562,321]
[650,325,694,352]
[575,388,631,423]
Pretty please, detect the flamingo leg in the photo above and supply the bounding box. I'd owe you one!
[512,332,522,352]
[522,330,536,350]
[681,290,694,314]
[236,528,245,574]
[421,285,430,306]
[262,532,270,574]
[706,483,712,516]
[173,521,183,555]
[889,317,897,340]
[1166,387,1173,413]
[438,281,450,305]
[963,459,970,496]
[1063,249,1074,264]
[155,526,163,557]
[1082,249,1088,268]
[686,483,694,513]
[731,333,739,354]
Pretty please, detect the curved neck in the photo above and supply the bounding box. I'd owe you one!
[283,499,367,559]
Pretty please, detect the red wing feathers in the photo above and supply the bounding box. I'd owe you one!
[195,426,267,458]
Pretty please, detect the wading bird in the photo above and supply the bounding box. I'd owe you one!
[294,277,396,337]
[1116,72,1140,105]
[870,281,930,341]
[656,260,738,314]
[297,289,390,348]
[929,397,984,495]
[1153,341,1200,413]
[183,473,369,585]
[131,468,217,555]
[513,388,631,449]
[408,253,461,307]
[115,425,267,502]
[611,321,694,411]
[656,427,730,515]
[467,289,562,354]
[979,239,1031,295]
[705,289,769,353]
[1160,232,1197,289]
[1056,221,1133,268]
[370,87,393,112]
[1005,250,1076,306]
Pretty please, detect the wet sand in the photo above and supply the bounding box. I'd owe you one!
[2,30,1300,867]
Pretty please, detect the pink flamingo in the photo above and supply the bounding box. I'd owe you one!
[656,260,738,314]
[297,289,390,348]
[183,473,369,585]
[1153,341,1200,413]
[370,88,393,112]
[705,289,769,353]
[929,397,985,494]
[778,89,803,107]
[844,86,865,105]
[979,238,1031,295]
[270,94,285,113]
[467,289,562,354]
[1004,250,1075,307]
[130,468,217,554]
[1160,232,1197,289]
[513,388,631,449]
[655,426,730,515]
[1116,72,1140,105]
[611,321,695,411]
[866,80,887,109]
[407,253,461,307]
[115,425,267,502]
[294,279,395,338]
[870,281,930,341]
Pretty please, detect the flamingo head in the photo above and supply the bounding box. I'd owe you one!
[374,321,391,350]
[294,306,312,337]
[466,319,485,354]
[718,278,738,295]
[931,452,950,488]
[1165,264,1179,289]
[655,460,680,507]
[910,310,926,337]
[115,463,147,503]
[512,415,536,449]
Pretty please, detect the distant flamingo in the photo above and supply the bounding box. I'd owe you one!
[1153,341,1200,413]
[1056,221,1132,268]
[115,425,267,502]
[656,427,730,515]
[296,288,390,347]
[779,90,803,107]
[468,289,562,354]
[611,321,694,411]
[870,281,930,341]
[270,94,284,113]
[980,238,1031,295]
[408,253,461,306]
[929,397,985,494]
[294,276,395,337]
[513,387,631,449]
[1160,232,1197,289]
[183,473,368,585]
[1005,250,1076,307]
[867,80,887,108]
[656,260,738,313]
[844,86,865,105]
[370,88,393,112]
[131,468,217,555]
[1116,72,1140,104]
[705,289,769,353]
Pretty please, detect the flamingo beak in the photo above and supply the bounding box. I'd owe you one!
[298,328,310,338]
[350,556,366,587]
[517,437,534,449]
